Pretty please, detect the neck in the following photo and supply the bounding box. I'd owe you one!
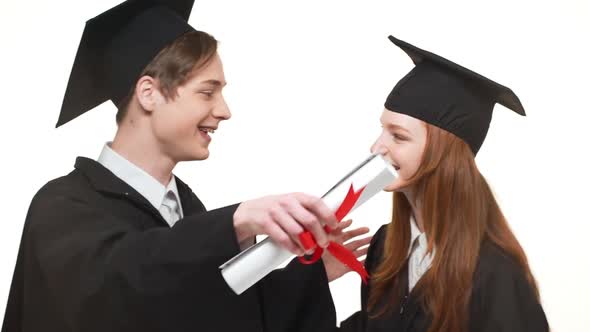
[111,117,176,186]
[403,189,424,232]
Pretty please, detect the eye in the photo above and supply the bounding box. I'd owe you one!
[393,133,408,141]
[199,90,214,98]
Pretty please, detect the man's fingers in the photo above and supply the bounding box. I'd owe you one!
[296,193,338,229]
[269,206,308,251]
[264,220,304,256]
[287,197,329,247]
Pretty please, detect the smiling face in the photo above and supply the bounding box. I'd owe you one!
[148,53,230,162]
[370,109,428,192]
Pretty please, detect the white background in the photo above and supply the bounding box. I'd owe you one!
[0,0,589,331]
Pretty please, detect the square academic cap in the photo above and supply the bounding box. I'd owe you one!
[385,35,525,155]
[56,0,196,127]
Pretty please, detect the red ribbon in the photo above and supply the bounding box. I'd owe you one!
[297,184,369,284]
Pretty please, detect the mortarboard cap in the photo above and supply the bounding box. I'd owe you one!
[385,35,525,155]
[56,0,196,127]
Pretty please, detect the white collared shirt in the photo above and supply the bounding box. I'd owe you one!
[97,143,184,227]
[407,216,435,292]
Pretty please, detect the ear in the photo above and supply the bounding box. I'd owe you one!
[134,75,163,113]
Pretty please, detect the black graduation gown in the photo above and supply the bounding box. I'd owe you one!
[336,225,549,332]
[2,157,336,332]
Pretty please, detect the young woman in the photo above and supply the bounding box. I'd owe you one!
[330,36,549,332]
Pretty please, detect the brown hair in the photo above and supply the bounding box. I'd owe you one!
[368,124,539,332]
[116,30,218,123]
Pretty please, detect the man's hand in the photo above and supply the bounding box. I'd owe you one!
[233,193,338,256]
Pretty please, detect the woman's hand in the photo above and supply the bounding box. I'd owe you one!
[322,219,372,282]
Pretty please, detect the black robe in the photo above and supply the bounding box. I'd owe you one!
[336,225,549,332]
[2,157,336,332]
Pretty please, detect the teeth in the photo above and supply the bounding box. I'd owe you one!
[199,128,215,134]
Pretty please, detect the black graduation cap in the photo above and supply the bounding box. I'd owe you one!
[384,35,525,155]
[56,0,196,127]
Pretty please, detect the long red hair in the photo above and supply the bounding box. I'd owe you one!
[368,124,539,332]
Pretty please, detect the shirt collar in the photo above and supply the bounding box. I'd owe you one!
[410,216,422,244]
[407,215,436,259]
[97,143,181,212]
[408,215,425,256]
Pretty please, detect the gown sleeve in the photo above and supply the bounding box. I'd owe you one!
[19,182,254,331]
[338,225,388,332]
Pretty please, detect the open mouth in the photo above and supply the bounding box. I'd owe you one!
[381,155,400,171]
[197,126,216,142]
[198,127,216,134]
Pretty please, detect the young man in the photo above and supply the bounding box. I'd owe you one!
[1,0,350,331]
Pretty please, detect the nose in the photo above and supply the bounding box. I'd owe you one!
[370,141,379,154]
[370,133,388,155]
[213,95,231,120]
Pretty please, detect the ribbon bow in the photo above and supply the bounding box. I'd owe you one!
[297,184,369,284]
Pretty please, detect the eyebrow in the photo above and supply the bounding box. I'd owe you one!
[200,79,227,87]
[382,121,410,134]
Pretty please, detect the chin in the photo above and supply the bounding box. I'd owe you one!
[383,182,398,192]
[194,151,210,160]
[182,148,209,161]
[383,180,410,193]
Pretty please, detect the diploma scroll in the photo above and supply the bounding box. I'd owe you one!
[219,153,397,295]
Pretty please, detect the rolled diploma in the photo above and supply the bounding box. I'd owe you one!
[219,153,397,295]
